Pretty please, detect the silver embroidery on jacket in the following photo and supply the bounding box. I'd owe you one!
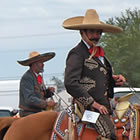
[80,77,96,92]
[84,59,98,70]
[78,96,94,108]
[100,67,107,75]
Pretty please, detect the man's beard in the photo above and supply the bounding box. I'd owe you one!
[35,64,44,73]
[38,68,44,73]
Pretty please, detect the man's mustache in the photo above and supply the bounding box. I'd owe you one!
[90,38,99,42]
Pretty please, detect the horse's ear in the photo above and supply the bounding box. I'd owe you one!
[0,126,9,140]
[0,117,18,130]
[0,117,18,140]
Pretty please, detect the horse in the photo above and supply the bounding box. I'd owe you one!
[0,110,99,140]
[1,111,57,140]
[0,97,140,140]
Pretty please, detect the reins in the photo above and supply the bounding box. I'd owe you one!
[53,92,72,116]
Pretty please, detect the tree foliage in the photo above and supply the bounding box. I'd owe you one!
[100,8,140,87]
[51,76,65,93]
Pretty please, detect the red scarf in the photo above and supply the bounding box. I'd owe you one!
[88,46,104,57]
[36,75,42,85]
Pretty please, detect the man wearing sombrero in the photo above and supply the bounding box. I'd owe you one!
[17,51,56,117]
[63,9,126,140]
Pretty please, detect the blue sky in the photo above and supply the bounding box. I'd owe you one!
[0,0,140,81]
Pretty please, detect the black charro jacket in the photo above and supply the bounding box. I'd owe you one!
[64,40,115,110]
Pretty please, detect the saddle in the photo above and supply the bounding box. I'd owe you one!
[112,102,140,140]
[50,110,98,140]
[51,101,140,140]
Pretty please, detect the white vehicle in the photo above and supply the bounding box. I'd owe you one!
[0,80,19,108]
[0,106,18,117]
[114,87,140,104]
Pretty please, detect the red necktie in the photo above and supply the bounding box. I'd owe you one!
[36,75,42,85]
[88,46,104,57]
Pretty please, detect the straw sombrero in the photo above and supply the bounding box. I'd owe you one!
[63,9,123,33]
[118,92,134,102]
[115,93,134,119]
[17,51,55,66]
[115,101,130,119]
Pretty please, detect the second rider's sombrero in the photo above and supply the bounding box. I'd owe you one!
[63,9,123,33]
[17,51,55,66]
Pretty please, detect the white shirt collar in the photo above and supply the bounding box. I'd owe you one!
[82,39,91,49]
[34,72,40,77]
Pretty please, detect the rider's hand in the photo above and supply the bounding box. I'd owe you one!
[48,87,55,92]
[98,105,108,114]
[91,101,108,115]
[47,99,56,107]
[112,74,126,86]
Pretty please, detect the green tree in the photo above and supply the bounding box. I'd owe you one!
[51,76,65,93]
[100,8,140,87]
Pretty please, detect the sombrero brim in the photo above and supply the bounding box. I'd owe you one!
[17,52,55,66]
[63,16,123,33]
[118,92,134,102]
